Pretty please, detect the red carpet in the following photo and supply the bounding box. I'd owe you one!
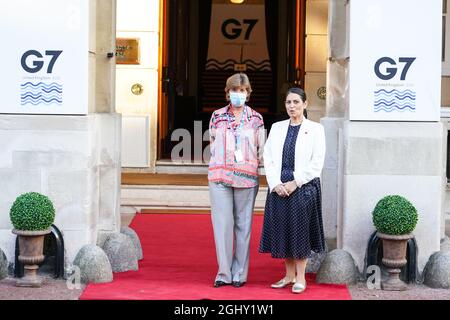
[80,214,351,300]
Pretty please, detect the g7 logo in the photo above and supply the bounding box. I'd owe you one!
[21,50,63,74]
[221,19,258,40]
[374,57,416,81]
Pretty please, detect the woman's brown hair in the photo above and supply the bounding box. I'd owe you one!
[224,73,252,102]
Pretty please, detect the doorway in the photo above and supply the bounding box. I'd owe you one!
[158,0,306,160]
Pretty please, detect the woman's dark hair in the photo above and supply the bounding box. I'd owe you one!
[286,87,308,118]
[286,87,307,103]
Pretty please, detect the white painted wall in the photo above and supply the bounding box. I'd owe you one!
[116,0,160,170]
[305,0,328,123]
[121,115,150,167]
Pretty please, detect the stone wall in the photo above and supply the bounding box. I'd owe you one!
[0,0,121,273]
[340,121,444,273]
[322,0,445,275]
[0,114,121,269]
[320,0,349,241]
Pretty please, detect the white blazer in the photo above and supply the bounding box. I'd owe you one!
[264,118,326,192]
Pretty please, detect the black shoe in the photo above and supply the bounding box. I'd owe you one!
[214,280,229,288]
[232,281,245,287]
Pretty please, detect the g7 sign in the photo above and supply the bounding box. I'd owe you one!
[374,57,416,81]
[221,19,258,40]
[21,50,63,74]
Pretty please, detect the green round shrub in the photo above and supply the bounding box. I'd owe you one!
[9,192,55,231]
[372,195,418,235]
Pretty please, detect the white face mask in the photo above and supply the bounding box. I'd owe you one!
[230,92,247,107]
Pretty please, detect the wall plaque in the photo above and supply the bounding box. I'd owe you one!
[116,38,140,65]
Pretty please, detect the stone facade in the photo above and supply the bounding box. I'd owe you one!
[322,0,445,276]
[0,113,121,270]
[0,0,121,274]
[340,121,444,273]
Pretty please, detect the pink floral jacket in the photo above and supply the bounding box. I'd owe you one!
[208,105,265,188]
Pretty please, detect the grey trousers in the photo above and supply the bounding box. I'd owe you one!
[209,182,259,283]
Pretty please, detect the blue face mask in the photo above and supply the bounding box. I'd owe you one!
[230,92,247,107]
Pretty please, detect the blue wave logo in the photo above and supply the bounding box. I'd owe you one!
[206,59,271,71]
[373,89,416,113]
[21,82,63,105]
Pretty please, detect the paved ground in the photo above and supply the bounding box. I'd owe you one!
[121,212,136,228]
[2,274,450,300]
[0,276,85,300]
[1,216,449,300]
[2,276,450,300]
[349,282,450,300]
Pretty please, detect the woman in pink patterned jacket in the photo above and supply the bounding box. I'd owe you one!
[208,73,265,288]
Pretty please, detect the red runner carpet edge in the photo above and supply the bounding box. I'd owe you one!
[80,214,351,300]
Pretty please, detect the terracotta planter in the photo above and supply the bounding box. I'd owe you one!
[12,229,51,287]
[377,232,413,291]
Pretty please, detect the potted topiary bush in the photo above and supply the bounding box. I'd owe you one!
[10,192,55,287]
[372,195,418,291]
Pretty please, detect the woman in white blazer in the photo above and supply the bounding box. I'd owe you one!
[259,87,326,294]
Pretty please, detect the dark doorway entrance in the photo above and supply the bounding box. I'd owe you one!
[159,0,305,160]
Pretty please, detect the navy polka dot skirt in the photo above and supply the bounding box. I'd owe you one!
[259,124,326,259]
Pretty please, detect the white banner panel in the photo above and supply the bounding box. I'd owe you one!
[0,0,89,115]
[349,0,442,121]
[206,4,271,71]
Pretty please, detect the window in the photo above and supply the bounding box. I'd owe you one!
[443,0,450,75]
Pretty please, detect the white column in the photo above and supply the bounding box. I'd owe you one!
[0,0,121,270]
[324,0,444,274]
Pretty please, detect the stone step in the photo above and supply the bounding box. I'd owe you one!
[155,160,209,174]
[121,184,268,213]
[122,172,268,186]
